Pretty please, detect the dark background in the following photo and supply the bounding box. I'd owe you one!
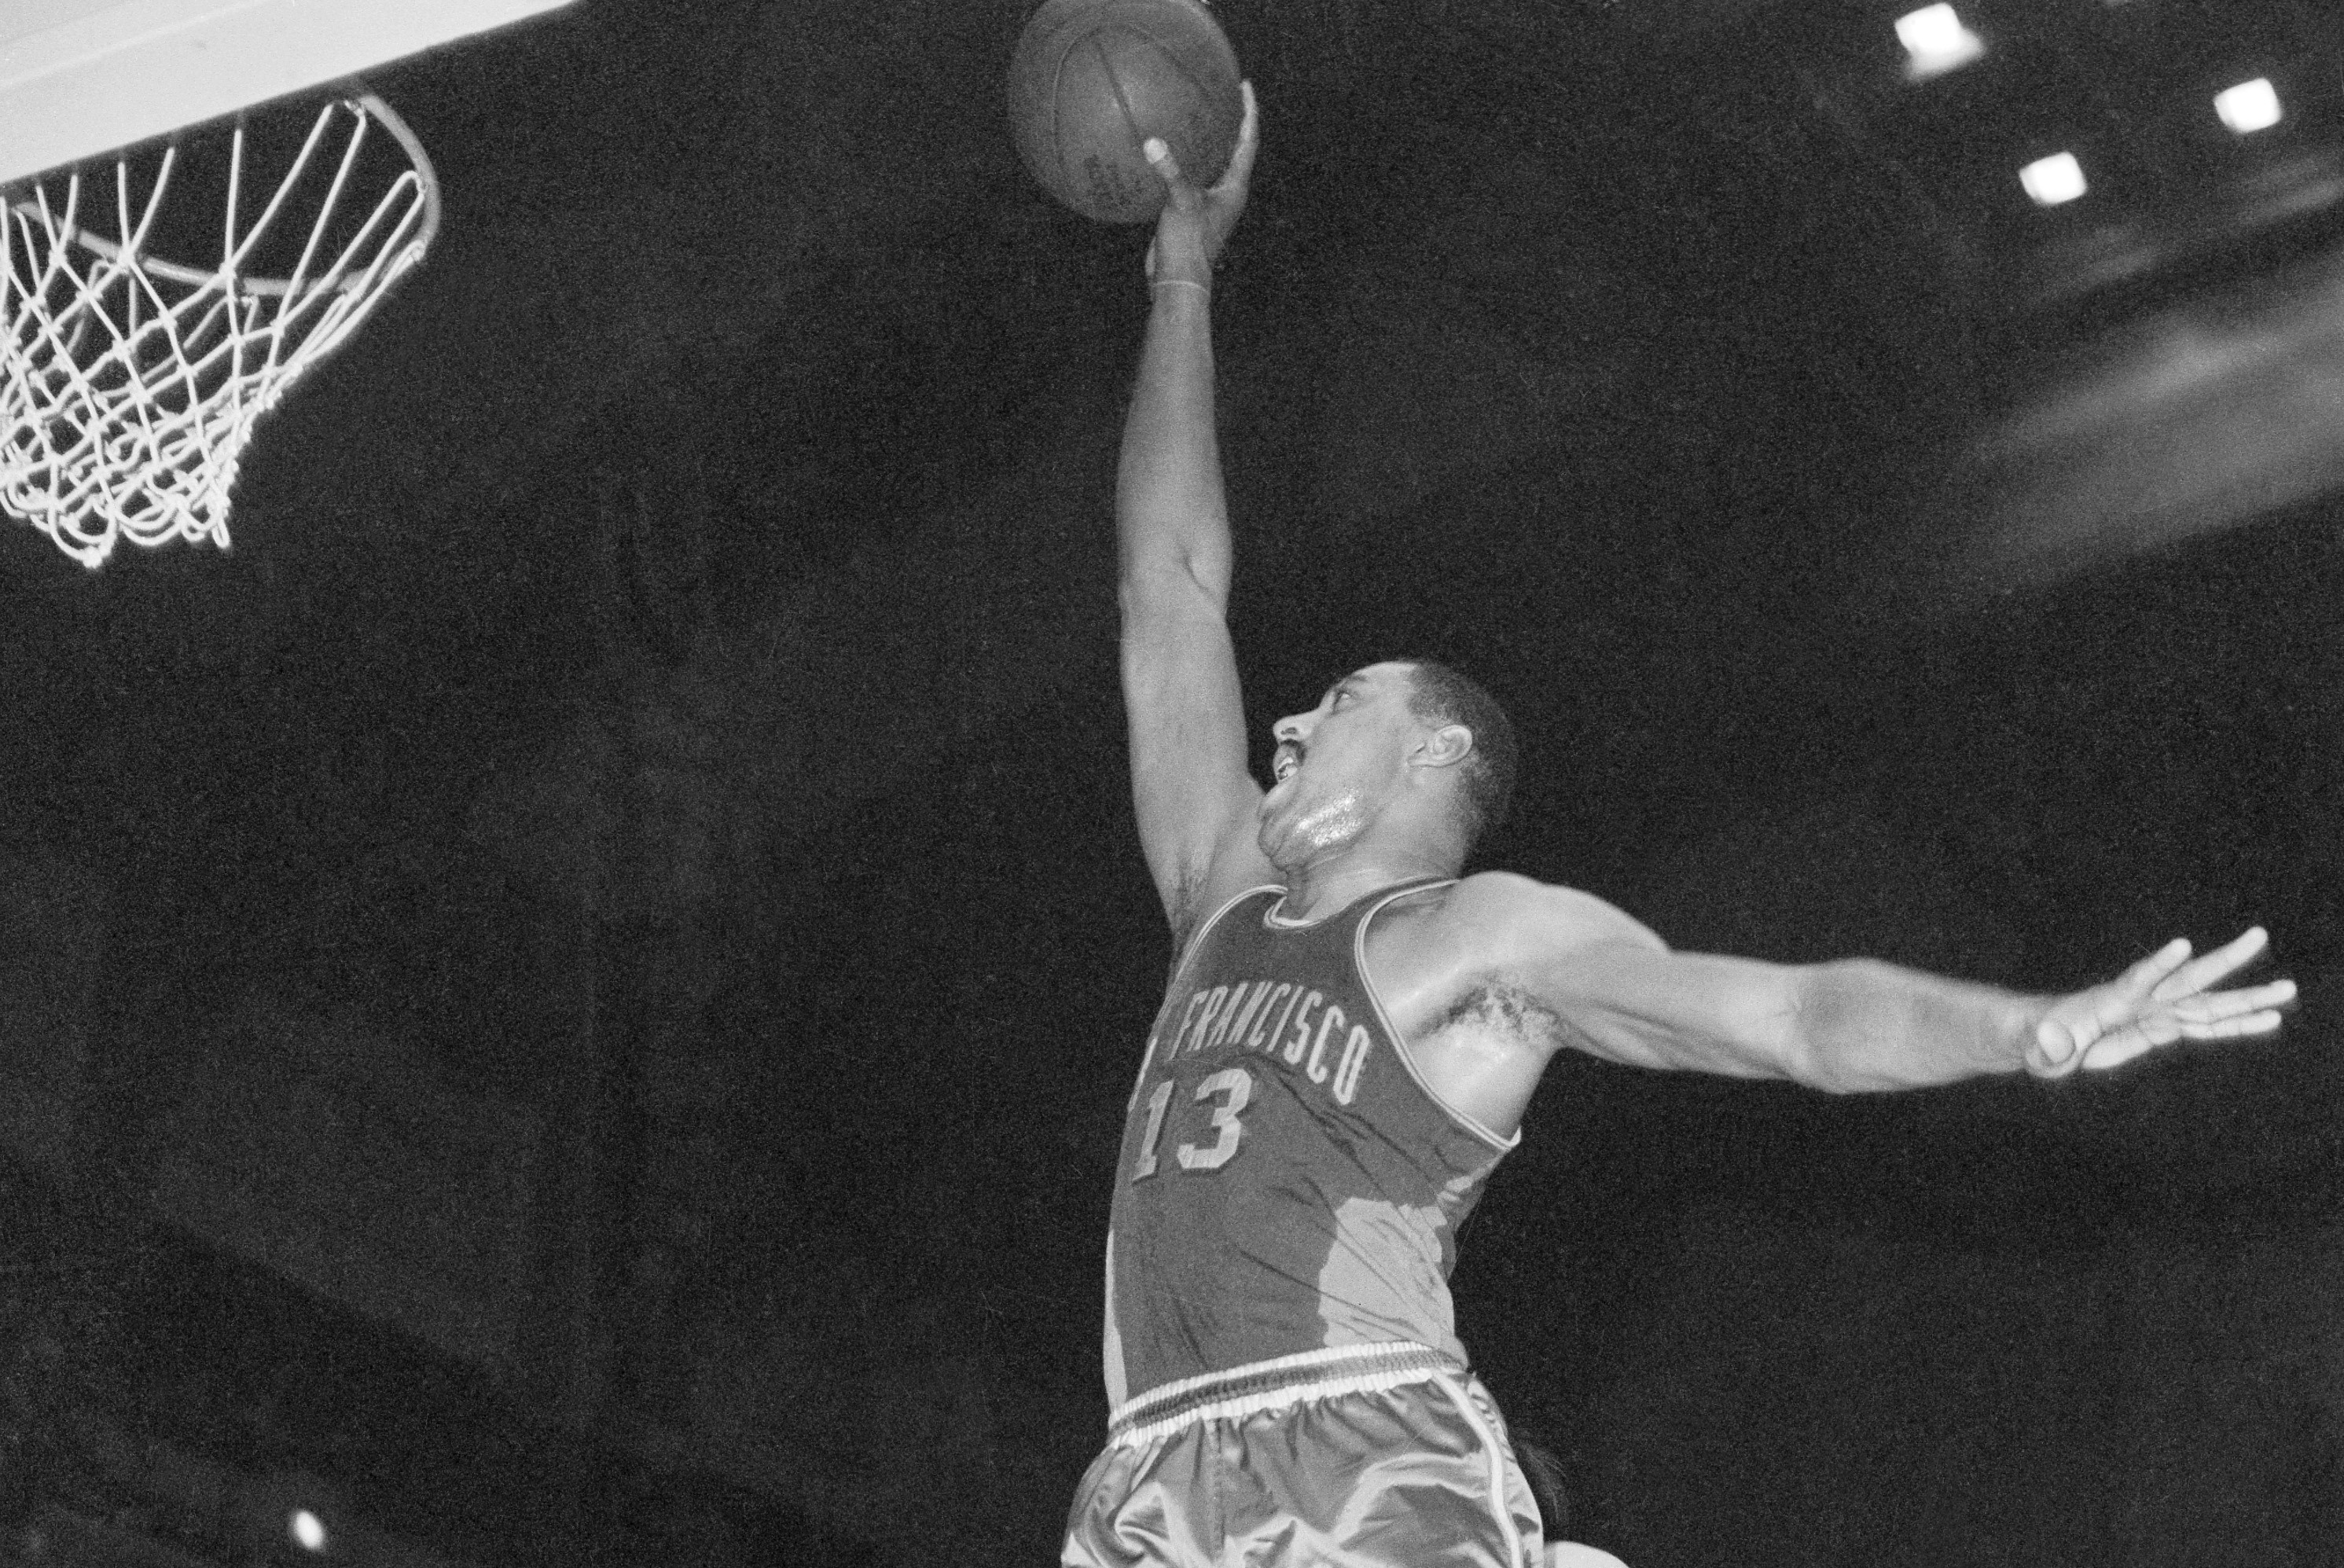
[0,0,2338,1563]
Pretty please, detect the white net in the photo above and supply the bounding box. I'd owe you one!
[0,94,439,568]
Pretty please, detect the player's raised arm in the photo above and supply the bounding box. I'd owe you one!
[1449,874,2294,1093]
[1119,85,1268,939]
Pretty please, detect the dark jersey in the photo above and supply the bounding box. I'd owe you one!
[1103,879,1518,1408]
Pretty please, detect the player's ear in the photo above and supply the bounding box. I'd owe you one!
[1414,723,1475,769]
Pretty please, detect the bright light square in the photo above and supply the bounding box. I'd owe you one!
[2020,152,2087,207]
[1895,4,1965,54]
[2215,78,2282,134]
[1896,5,1984,79]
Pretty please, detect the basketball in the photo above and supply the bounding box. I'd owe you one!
[1006,0,1244,225]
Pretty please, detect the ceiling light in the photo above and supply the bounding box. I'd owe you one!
[1896,5,1986,80]
[2021,152,2088,207]
[2214,78,2282,135]
[289,1508,329,1552]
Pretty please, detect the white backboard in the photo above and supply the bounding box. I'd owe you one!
[0,0,579,187]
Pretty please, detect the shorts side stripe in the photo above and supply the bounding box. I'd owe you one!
[1432,1368,1531,1568]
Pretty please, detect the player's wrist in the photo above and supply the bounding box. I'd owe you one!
[1149,275,1213,316]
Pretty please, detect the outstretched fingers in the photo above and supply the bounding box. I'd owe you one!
[1145,77,1255,204]
[2072,965,2295,1072]
[2148,925,2269,1002]
[2169,975,2297,1033]
[1144,83,1258,282]
[2187,1007,2290,1039]
[2038,927,2297,1077]
[1214,80,1260,198]
[2119,935,2195,1001]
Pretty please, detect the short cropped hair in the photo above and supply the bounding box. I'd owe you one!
[1398,658,1517,852]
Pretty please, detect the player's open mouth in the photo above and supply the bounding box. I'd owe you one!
[1273,744,1302,783]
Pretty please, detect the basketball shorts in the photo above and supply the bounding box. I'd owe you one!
[1061,1342,1542,1568]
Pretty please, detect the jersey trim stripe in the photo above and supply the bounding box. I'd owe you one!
[1183,884,1288,966]
[1258,879,1438,931]
[1354,883,1522,1155]
[1100,1232,1128,1410]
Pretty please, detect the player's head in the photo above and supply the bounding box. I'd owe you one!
[1395,657,1516,851]
[1261,658,1515,869]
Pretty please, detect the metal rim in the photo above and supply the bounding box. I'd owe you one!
[2,86,442,299]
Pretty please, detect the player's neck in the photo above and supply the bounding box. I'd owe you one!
[1277,844,1456,924]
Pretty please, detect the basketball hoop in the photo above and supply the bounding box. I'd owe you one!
[0,90,439,568]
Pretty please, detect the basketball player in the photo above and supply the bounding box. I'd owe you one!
[1060,86,2295,1567]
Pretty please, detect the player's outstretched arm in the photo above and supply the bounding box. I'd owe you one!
[1769,926,2293,1089]
[1119,84,1269,941]
[1460,876,2294,1092]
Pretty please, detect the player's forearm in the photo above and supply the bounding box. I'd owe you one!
[1117,285,1232,604]
[1787,959,2047,1092]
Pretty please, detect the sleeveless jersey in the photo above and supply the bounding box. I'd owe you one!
[1102,879,1519,1408]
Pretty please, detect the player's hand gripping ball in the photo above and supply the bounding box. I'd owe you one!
[1006,0,1244,223]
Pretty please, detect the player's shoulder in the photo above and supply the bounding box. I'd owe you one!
[1444,870,1670,958]
[1367,872,1668,1023]
[1167,839,1283,951]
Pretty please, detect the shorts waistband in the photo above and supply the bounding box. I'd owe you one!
[1108,1342,1463,1448]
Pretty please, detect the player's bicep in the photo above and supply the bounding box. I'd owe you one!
[1543,946,1806,1080]
[1469,876,1803,1080]
[1120,577,1266,928]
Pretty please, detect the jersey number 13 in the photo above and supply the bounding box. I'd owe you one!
[1131,1068,1252,1179]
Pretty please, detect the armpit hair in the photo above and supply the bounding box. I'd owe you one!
[1435,979,1571,1051]
[1166,862,1213,955]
